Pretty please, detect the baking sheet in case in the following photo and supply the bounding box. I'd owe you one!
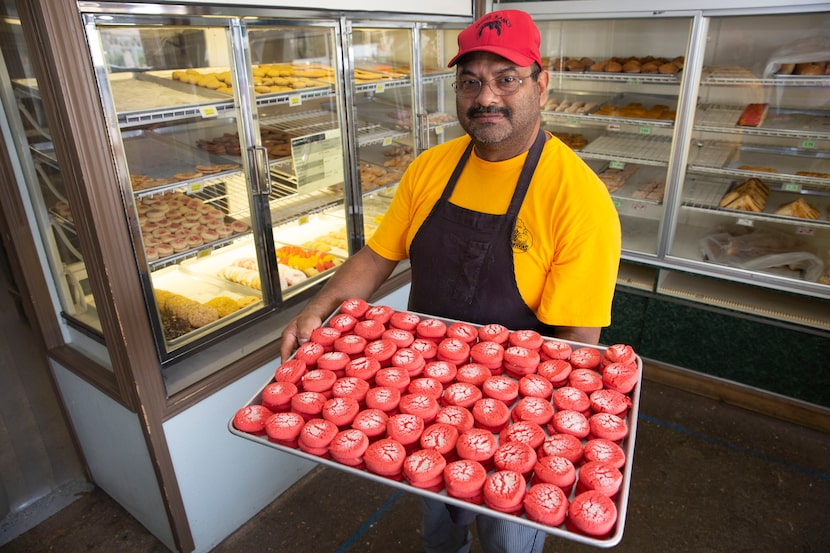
[107,71,229,115]
[122,129,239,181]
[229,307,643,548]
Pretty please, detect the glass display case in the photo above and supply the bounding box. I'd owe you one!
[669,12,830,296]
[83,13,351,362]
[537,16,693,258]
[528,4,830,330]
[3,9,104,336]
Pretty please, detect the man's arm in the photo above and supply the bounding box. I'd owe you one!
[553,326,602,346]
[280,246,399,360]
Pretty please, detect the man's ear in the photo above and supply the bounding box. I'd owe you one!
[536,69,550,107]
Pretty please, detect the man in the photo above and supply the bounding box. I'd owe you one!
[281,9,621,553]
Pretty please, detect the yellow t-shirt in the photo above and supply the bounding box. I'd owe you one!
[368,133,621,327]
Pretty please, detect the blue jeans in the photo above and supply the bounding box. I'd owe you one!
[421,497,547,553]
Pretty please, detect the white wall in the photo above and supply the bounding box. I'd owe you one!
[51,362,176,551]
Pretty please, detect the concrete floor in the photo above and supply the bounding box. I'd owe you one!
[2,378,829,553]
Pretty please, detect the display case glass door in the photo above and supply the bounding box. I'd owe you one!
[536,16,694,258]
[669,11,830,297]
[85,13,349,361]
[1,6,104,337]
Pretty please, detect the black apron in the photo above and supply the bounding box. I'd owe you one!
[408,129,553,334]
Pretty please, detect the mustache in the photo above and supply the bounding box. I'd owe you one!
[466,105,510,118]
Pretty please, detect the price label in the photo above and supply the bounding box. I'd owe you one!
[289,95,302,107]
[736,218,754,227]
[796,227,815,236]
[801,140,816,149]
[375,83,385,93]
[197,249,212,258]
[298,216,309,225]
[188,182,204,194]
[435,126,444,135]
[383,137,393,147]
[568,118,579,125]
[639,127,651,135]
[199,106,218,118]
[627,79,642,85]
[607,124,621,132]
[782,182,802,192]
[609,161,625,170]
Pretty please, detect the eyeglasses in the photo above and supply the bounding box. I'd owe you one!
[452,72,539,97]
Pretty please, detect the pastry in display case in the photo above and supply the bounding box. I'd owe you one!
[536,17,693,258]
[672,12,830,293]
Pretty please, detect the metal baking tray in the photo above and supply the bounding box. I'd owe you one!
[229,307,643,548]
[122,129,241,182]
[107,70,230,116]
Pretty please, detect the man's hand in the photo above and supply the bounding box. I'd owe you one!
[280,312,324,361]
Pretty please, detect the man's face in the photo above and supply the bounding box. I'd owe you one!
[454,52,548,156]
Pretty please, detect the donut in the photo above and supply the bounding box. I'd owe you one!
[483,470,526,514]
[456,427,497,465]
[391,348,425,376]
[300,369,337,395]
[334,334,368,358]
[550,409,590,439]
[386,413,425,451]
[399,393,439,423]
[345,356,381,382]
[567,490,618,537]
[291,391,327,421]
[328,428,369,466]
[419,422,459,458]
[407,377,444,399]
[264,411,305,445]
[538,433,584,464]
[351,408,389,440]
[583,438,626,469]
[322,396,360,428]
[420,360,456,385]
[532,455,576,493]
[492,440,537,478]
[389,311,421,331]
[364,437,406,477]
[332,377,370,403]
[469,341,504,370]
[403,448,447,490]
[498,421,546,450]
[455,363,492,387]
[441,382,482,409]
[523,483,569,526]
[577,461,623,498]
[444,459,487,500]
[232,404,272,435]
[472,398,511,433]
[298,418,338,456]
[261,381,297,414]
[364,386,401,414]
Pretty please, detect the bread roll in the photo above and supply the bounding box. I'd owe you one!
[778,63,795,75]
[622,60,641,73]
[795,62,823,75]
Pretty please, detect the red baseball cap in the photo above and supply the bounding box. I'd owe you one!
[448,10,542,69]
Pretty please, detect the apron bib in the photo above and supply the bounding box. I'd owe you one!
[408,129,553,333]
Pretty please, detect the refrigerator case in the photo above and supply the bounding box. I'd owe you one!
[85,12,353,361]
[78,7,469,365]
[537,16,693,259]
[672,12,830,288]
[529,6,830,329]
